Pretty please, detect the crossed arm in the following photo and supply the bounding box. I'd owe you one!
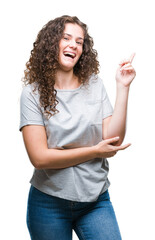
[22,54,136,169]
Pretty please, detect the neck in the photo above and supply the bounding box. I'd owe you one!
[55,69,80,90]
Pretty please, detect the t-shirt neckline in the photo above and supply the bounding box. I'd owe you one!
[55,83,83,92]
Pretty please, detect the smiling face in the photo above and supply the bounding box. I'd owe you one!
[58,23,84,72]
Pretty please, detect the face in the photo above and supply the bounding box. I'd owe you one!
[58,23,84,72]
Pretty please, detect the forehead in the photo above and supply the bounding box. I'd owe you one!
[63,23,84,38]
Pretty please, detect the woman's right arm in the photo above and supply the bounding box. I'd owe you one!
[22,125,131,169]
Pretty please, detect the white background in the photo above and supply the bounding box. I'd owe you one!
[1,0,155,239]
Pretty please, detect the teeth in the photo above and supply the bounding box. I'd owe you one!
[64,52,76,58]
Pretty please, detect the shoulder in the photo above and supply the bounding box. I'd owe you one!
[87,74,109,100]
[88,74,105,90]
[20,83,39,103]
[21,83,37,95]
[89,74,103,84]
[21,83,39,97]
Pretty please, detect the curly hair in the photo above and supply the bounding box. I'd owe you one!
[23,15,100,118]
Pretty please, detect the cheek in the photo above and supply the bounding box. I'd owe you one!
[58,40,65,53]
[78,47,83,58]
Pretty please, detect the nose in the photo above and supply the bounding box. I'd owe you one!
[69,39,77,49]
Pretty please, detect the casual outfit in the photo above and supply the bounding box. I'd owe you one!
[20,74,122,239]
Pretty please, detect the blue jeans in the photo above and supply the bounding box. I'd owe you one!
[27,186,122,240]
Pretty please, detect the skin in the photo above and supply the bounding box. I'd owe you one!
[22,23,136,169]
[102,53,136,146]
[55,23,84,90]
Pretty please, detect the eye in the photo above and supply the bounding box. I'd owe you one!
[76,41,82,45]
[64,37,69,41]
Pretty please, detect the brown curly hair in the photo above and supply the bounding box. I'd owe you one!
[23,15,100,118]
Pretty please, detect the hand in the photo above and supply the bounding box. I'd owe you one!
[116,53,136,87]
[94,137,131,158]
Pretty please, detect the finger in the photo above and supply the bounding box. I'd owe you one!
[119,59,130,66]
[120,63,132,70]
[105,136,120,144]
[129,53,136,63]
[120,63,131,67]
[120,67,134,72]
[115,143,131,151]
[119,53,135,66]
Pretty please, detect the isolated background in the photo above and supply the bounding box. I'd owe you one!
[1,0,155,239]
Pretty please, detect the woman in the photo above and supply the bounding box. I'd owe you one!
[20,15,136,240]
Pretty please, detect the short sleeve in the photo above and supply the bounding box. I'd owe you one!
[101,81,113,119]
[19,85,44,131]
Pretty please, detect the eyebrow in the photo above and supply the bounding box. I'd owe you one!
[64,33,84,40]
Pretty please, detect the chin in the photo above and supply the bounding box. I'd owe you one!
[59,65,73,72]
[59,61,77,72]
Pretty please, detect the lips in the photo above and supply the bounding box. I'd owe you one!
[63,51,76,59]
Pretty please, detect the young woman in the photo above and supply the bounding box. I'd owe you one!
[20,15,136,240]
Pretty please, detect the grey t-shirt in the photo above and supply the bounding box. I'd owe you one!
[19,74,113,202]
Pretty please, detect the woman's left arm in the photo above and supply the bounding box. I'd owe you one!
[102,53,136,145]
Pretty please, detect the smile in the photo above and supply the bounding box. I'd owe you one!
[63,51,76,59]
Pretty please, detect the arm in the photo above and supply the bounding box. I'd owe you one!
[22,125,130,169]
[102,53,136,145]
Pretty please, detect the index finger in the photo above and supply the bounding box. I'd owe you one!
[129,53,136,63]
